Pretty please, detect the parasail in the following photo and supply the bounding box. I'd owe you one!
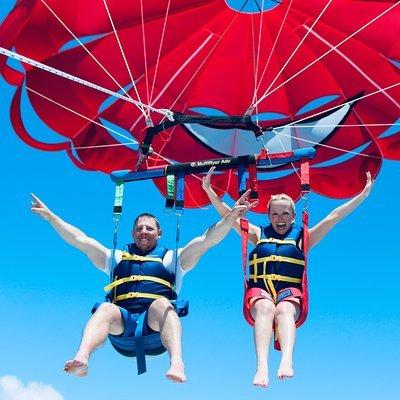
[0,0,399,212]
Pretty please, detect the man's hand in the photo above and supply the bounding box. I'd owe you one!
[31,193,53,221]
[360,171,373,199]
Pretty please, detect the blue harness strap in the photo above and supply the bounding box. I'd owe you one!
[133,299,189,375]
[134,312,147,375]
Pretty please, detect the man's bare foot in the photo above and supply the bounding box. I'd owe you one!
[63,359,88,377]
[166,360,186,383]
[277,360,294,379]
[253,365,269,388]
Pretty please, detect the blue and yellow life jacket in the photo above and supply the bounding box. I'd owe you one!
[104,243,177,313]
[248,224,305,300]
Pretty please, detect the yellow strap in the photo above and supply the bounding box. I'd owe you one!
[266,277,277,301]
[257,238,297,246]
[249,255,305,266]
[121,252,163,263]
[249,273,302,284]
[104,275,173,292]
[253,254,259,283]
[250,274,301,301]
[113,292,165,302]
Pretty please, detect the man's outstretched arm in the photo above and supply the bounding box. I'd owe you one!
[180,190,256,271]
[31,193,110,271]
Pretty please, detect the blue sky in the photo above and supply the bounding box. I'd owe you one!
[1,1,400,400]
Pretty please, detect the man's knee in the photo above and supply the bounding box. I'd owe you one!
[150,297,174,313]
[94,302,121,323]
[148,298,177,332]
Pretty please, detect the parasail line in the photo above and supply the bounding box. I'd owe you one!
[250,0,295,111]
[139,0,151,114]
[251,0,266,113]
[129,32,216,131]
[269,128,302,180]
[102,0,149,119]
[288,123,400,129]
[26,85,174,167]
[0,47,174,121]
[250,13,258,110]
[74,143,135,150]
[147,10,246,127]
[253,0,400,108]
[305,24,400,109]
[25,86,137,145]
[279,81,400,131]
[26,85,176,165]
[251,0,335,110]
[39,0,148,118]
[156,12,243,126]
[149,0,172,107]
[271,127,382,159]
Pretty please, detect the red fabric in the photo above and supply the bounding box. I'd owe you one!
[1,1,399,207]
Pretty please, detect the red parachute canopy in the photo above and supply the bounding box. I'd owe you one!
[0,0,399,212]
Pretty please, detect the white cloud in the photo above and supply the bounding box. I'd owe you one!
[0,375,64,400]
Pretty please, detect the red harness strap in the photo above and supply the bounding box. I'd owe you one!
[297,162,310,328]
[296,208,309,328]
[240,218,263,326]
[247,164,258,200]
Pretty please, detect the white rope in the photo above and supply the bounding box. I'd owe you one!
[253,0,334,109]
[305,24,400,109]
[101,0,148,118]
[25,86,175,167]
[271,127,381,159]
[253,1,400,108]
[250,1,267,115]
[287,123,400,129]
[278,81,400,130]
[149,0,172,106]
[139,0,151,110]
[266,129,301,180]
[157,12,243,125]
[26,86,137,144]
[251,0,294,108]
[39,0,148,117]
[0,47,174,121]
[129,32,216,131]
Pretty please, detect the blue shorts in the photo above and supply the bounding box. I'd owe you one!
[92,302,166,358]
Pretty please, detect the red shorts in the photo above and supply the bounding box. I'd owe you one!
[243,286,303,326]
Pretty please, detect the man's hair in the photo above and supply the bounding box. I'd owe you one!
[267,194,296,214]
[133,213,161,230]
